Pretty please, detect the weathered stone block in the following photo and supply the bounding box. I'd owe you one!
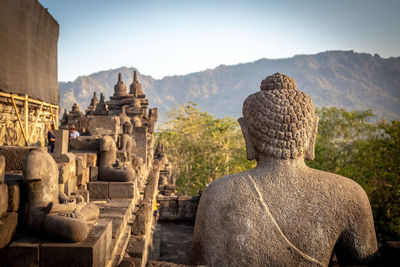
[80,166,90,186]
[0,183,8,216]
[90,166,98,181]
[74,152,88,167]
[132,127,147,165]
[0,146,43,171]
[103,219,113,261]
[126,236,145,258]
[39,219,112,267]
[70,136,101,151]
[64,175,77,197]
[98,201,133,248]
[6,180,20,212]
[57,161,76,185]
[0,212,18,249]
[88,181,109,200]
[0,237,40,266]
[158,195,200,221]
[109,181,135,199]
[110,216,123,248]
[75,155,84,177]
[77,188,90,203]
[0,154,5,183]
[88,116,120,136]
[132,202,152,236]
[52,152,76,164]
[87,153,98,167]
[58,162,68,184]
[54,129,69,155]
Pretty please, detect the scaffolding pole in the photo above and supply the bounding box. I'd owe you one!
[0,92,59,146]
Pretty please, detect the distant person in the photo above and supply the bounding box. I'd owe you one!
[69,126,80,139]
[47,124,56,153]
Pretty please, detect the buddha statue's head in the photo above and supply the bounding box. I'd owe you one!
[239,73,318,161]
[123,121,133,135]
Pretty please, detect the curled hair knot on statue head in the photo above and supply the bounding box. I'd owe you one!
[242,73,317,160]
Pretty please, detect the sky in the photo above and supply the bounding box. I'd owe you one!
[38,0,400,82]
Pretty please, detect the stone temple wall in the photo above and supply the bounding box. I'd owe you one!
[148,196,200,265]
[0,97,55,147]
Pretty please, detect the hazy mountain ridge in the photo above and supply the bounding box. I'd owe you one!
[59,50,400,122]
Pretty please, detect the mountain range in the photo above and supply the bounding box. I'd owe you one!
[59,50,400,123]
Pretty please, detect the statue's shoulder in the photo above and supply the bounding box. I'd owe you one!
[201,171,252,205]
[307,167,370,207]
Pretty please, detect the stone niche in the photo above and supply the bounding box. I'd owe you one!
[132,126,147,165]
[70,136,102,152]
[87,116,120,139]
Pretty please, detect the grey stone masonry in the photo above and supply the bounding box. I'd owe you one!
[54,129,69,155]
[0,219,112,267]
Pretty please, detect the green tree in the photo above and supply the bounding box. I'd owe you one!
[308,107,400,241]
[158,104,399,241]
[156,102,254,195]
[359,120,400,241]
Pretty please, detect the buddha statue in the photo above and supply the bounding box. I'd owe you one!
[98,136,135,182]
[23,149,99,243]
[120,121,136,164]
[128,89,143,127]
[191,73,378,266]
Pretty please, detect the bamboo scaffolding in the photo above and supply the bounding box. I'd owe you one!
[10,96,28,145]
[0,92,59,146]
[29,103,43,143]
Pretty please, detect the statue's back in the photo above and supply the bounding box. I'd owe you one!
[192,166,376,266]
[191,73,377,266]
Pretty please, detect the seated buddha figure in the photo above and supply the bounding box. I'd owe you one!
[190,73,378,267]
[99,136,135,182]
[23,149,99,242]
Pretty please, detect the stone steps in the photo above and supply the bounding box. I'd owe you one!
[89,181,138,201]
[95,199,135,267]
[109,225,131,267]
[122,164,160,267]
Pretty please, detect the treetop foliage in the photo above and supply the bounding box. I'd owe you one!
[157,103,399,241]
[156,102,254,196]
[309,107,399,241]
